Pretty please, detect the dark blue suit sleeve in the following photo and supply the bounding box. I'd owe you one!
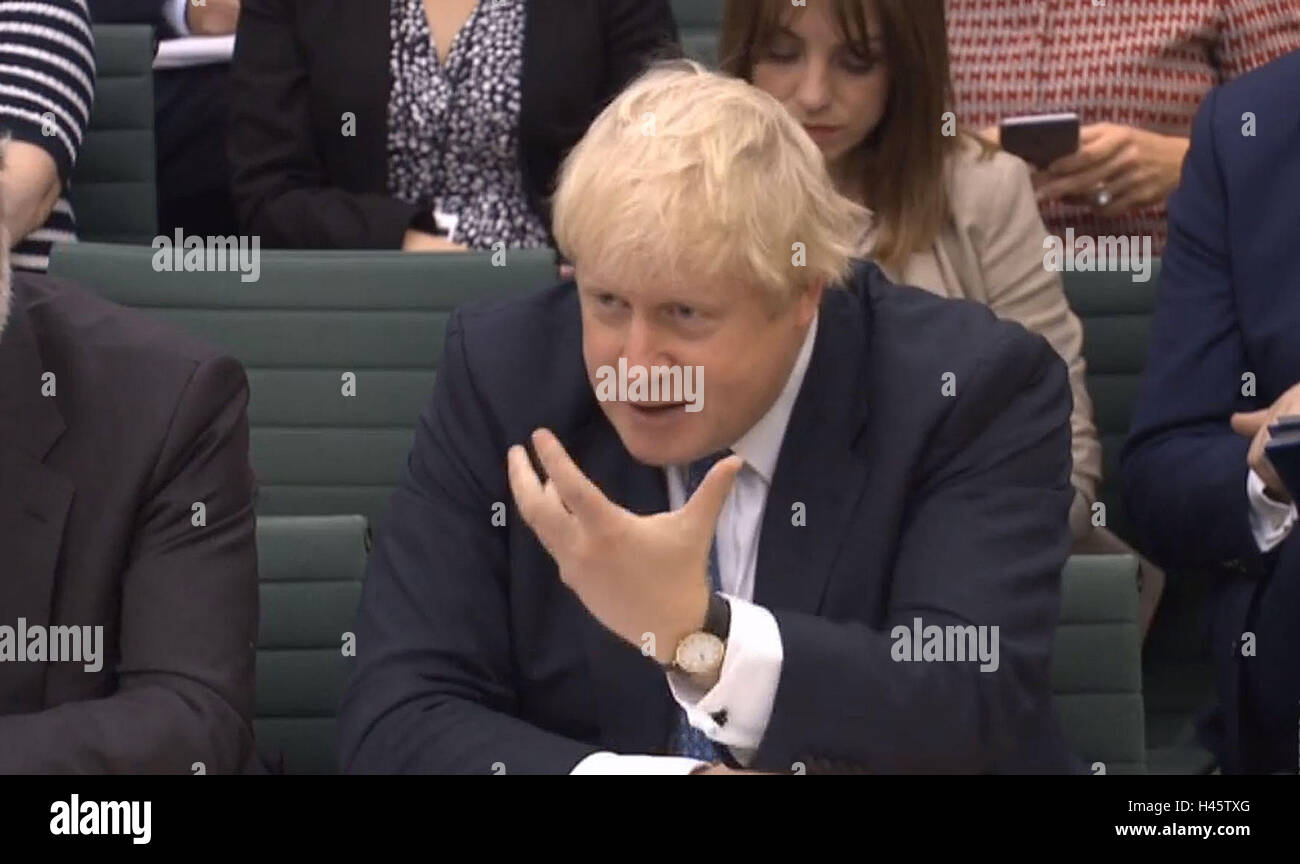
[337,310,602,774]
[1120,88,1260,571]
[757,327,1075,773]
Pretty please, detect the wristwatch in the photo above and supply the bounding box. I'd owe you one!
[665,593,731,677]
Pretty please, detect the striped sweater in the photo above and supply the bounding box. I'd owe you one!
[946,0,1300,254]
[0,0,94,271]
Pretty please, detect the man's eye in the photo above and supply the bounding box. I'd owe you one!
[597,293,624,308]
[671,304,697,320]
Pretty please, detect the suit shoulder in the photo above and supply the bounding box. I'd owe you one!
[851,259,1049,368]
[1204,49,1300,146]
[20,273,236,368]
[440,282,589,430]
[17,273,248,409]
[1216,47,1300,109]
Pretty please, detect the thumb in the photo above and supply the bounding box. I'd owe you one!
[1230,409,1269,437]
[683,454,744,531]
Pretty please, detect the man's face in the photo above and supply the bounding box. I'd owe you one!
[578,267,820,467]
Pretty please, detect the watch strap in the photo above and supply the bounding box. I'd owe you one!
[703,592,731,641]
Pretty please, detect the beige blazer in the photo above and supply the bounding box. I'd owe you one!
[859,139,1101,538]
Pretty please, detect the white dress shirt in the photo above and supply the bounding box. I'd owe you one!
[570,314,819,774]
[1247,468,1297,552]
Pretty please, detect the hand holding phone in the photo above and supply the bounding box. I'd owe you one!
[999,112,1080,170]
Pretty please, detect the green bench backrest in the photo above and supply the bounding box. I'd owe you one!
[255,514,366,774]
[1051,554,1146,774]
[671,0,723,67]
[1061,262,1160,546]
[49,242,555,530]
[72,26,157,243]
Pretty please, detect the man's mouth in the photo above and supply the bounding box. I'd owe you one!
[630,402,684,413]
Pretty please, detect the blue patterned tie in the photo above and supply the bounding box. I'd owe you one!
[664,450,737,766]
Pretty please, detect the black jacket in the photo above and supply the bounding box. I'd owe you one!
[229,0,678,249]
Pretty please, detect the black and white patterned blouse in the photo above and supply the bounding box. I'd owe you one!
[386,0,550,250]
[0,0,94,272]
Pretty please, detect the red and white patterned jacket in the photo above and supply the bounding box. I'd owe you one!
[947,0,1300,252]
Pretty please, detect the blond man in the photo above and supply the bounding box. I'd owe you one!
[340,61,1079,774]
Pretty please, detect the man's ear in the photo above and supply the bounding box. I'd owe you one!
[800,278,825,323]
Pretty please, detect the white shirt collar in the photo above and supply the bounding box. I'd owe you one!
[727,312,819,484]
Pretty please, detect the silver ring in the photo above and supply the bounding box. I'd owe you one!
[1093,187,1112,208]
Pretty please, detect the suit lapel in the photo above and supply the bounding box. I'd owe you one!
[562,278,876,751]
[753,289,874,615]
[0,294,72,711]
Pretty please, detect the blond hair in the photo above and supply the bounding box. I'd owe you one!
[552,60,867,306]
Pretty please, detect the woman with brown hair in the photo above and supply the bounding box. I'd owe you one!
[719,0,1163,632]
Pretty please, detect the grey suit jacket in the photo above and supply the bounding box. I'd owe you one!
[0,272,259,773]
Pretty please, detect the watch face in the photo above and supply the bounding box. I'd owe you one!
[675,632,725,675]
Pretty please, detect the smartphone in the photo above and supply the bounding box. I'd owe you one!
[1265,415,1300,500]
[998,112,1080,170]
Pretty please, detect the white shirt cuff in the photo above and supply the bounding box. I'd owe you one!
[666,595,783,766]
[1247,468,1297,552]
[569,752,705,775]
[163,0,191,37]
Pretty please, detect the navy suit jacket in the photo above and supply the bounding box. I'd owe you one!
[338,260,1079,774]
[1122,49,1300,773]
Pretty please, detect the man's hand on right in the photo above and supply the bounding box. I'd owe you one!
[186,0,240,36]
[1231,380,1300,504]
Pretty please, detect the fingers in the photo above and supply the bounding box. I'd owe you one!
[531,428,613,523]
[683,454,744,529]
[506,443,573,556]
[1037,144,1130,203]
[1231,410,1270,437]
[1247,426,1288,499]
[1041,124,1125,179]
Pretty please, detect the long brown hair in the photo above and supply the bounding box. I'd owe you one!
[720,0,990,273]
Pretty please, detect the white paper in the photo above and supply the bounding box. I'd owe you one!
[153,36,235,70]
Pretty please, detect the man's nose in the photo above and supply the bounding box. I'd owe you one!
[621,316,673,367]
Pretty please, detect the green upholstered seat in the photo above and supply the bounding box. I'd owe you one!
[671,0,723,67]
[71,26,157,243]
[1051,554,1146,773]
[1061,263,1160,547]
[49,242,555,530]
[1062,263,1215,774]
[255,514,367,774]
